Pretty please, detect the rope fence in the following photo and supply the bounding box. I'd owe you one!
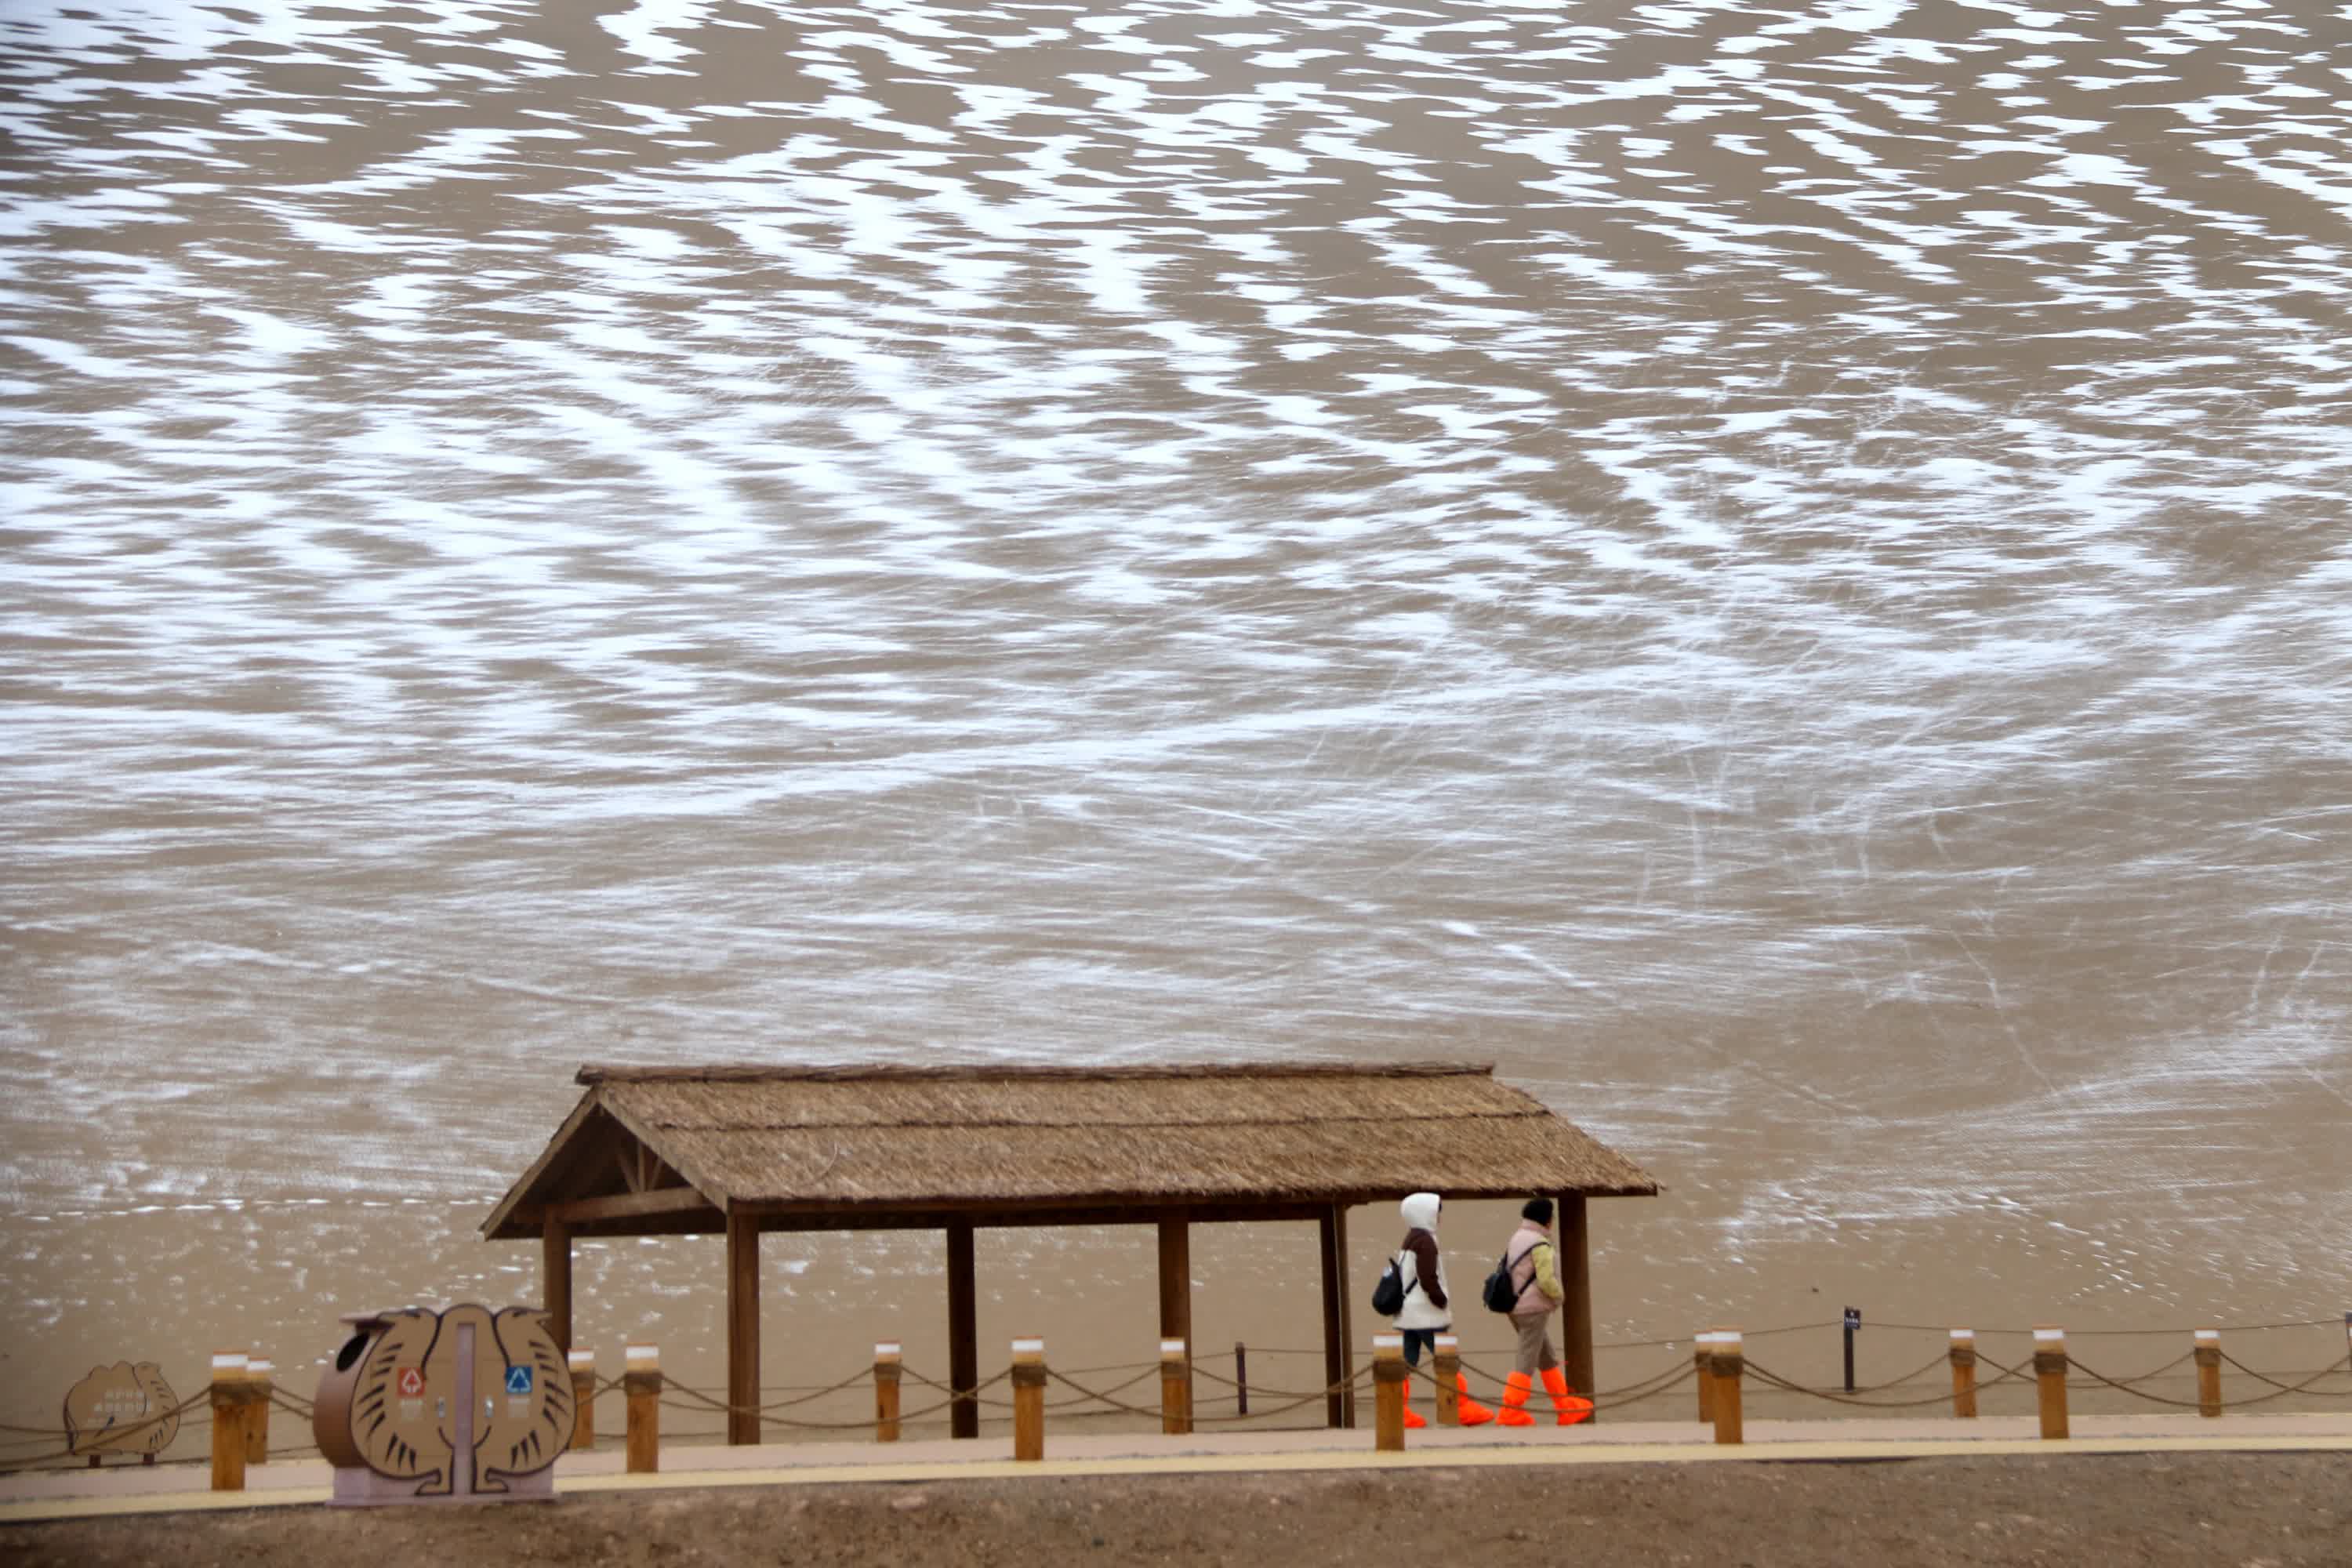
[7,1312,2346,1479]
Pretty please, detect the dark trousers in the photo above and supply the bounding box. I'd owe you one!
[1402,1327,1440,1367]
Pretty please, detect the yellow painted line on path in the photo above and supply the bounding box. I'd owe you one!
[9,1433,2350,1526]
[2,1485,334,1526]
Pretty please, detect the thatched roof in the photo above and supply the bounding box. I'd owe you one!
[481,1061,1658,1240]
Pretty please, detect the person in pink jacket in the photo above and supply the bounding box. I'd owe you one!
[1497,1198,1592,1427]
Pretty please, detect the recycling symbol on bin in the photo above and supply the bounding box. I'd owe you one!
[504,1366,534,1396]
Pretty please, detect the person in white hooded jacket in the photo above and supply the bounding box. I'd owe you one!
[1384,1192,1494,1428]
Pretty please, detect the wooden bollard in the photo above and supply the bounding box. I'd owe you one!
[1011,1338,1047,1461]
[1372,1333,1406,1453]
[2033,1327,2068,1439]
[244,1358,273,1465]
[874,1341,902,1443]
[1709,1328,1744,1446]
[623,1342,661,1473]
[2194,1328,2221,1418]
[1432,1334,1461,1426]
[1694,1332,1717,1423]
[1160,1338,1190,1435]
[209,1351,248,1492]
[1949,1330,1977,1418]
[568,1350,596,1450]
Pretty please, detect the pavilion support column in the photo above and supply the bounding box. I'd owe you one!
[1319,1203,1356,1429]
[541,1214,572,1359]
[1558,1192,1595,1420]
[1156,1210,1193,1426]
[947,1218,979,1440]
[725,1210,761,1446]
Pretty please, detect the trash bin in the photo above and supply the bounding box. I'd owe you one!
[312,1303,571,1506]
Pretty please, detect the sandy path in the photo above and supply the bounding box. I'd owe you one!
[5,1454,2346,1567]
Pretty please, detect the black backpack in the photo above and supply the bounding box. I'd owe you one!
[1370,1253,1414,1317]
[1481,1247,1521,1314]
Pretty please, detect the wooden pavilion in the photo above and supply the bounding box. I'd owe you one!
[481,1060,1660,1441]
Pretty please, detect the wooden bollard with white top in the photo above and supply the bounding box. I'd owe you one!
[873,1341,902,1443]
[2194,1328,2221,1418]
[1372,1333,1406,1452]
[1949,1330,1977,1418]
[1709,1328,1744,1446]
[1432,1334,1461,1426]
[244,1358,273,1465]
[1694,1332,1718,1423]
[623,1342,661,1473]
[2033,1327,2068,1439]
[1160,1338,1189,1435]
[568,1350,596,1450]
[1011,1338,1046,1461]
[209,1351,248,1492]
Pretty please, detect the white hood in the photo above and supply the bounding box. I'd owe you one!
[1399,1192,1441,1231]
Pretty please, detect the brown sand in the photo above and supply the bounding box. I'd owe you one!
[5,1455,2347,1567]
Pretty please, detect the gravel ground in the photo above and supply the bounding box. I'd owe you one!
[5,1454,2346,1567]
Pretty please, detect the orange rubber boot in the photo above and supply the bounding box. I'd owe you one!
[1456,1374,1496,1427]
[1402,1381,1427,1429]
[1541,1366,1594,1426]
[1497,1370,1536,1427]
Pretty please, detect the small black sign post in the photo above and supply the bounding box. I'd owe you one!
[1842,1307,1863,1394]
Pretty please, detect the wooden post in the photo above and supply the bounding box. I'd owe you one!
[568,1349,596,1450]
[1433,1334,1461,1425]
[947,1218,979,1440]
[1709,1328,1744,1446]
[874,1341,902,1443]
[2194,1328,2221,1418]
[1235,1341,1248,1417]
[1694,1333,1716,1422]
[244,1358,272,1465]
[209,1351,247,1492]
[1157,1211,1194,1423]
[2033,1327,2068,1439]
[1011,1338,1046,1462]
[1319,1203,1356,1428]
[725,1209,761,1446]
[1558,1192,1595,1421]
[1949,1330,1977,1418]
[1160,1338,1190,1435]
[543,1214,573,1358]
[1372,1333,1406,1452]
[624,1342,661,1473]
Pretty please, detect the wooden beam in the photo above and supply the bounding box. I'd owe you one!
[1559,1192,1595,1420]
[544,1187,718,1226]
[734,1200,1336,1229]
[1319,1203,1354,1429]
[725,1210,760,1446]
[946,1218,978,1440]
[542,1215,572,1358]
[1156,1210,1192,1429]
